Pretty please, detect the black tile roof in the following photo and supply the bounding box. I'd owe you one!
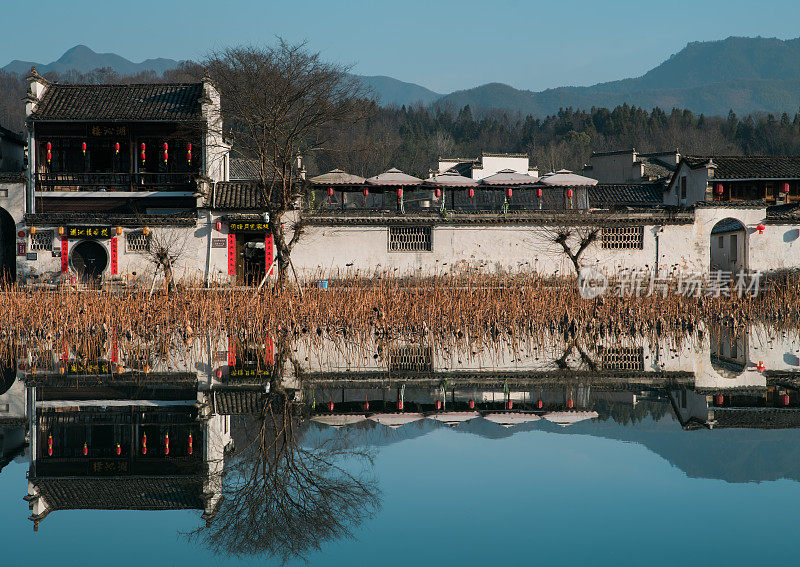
[0,124,25,145]
[684,155,800,180]
[33,476,205,510]
[710,218,746,234]
[213,388,265,414]
[588,184,663,208]
[208,181,265,210]
[713,408,800,429]
[30,83,204,122]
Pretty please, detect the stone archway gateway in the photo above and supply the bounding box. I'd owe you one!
[710,217,747,274]
[71,240,108,284]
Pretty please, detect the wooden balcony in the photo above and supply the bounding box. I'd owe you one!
[36,172,196,193]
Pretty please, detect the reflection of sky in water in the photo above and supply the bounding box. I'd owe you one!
[3,415,800,566]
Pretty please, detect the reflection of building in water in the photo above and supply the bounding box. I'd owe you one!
[0,354,27,474]
[21,363,232,531]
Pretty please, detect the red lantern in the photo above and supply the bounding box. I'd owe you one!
[215,221,222,231]
[47,434,53,457]
[328,400,335,412]
[363,187,369,197]
[781,182,790,194]
[363,400,370,411]
[567,189,574,199]
[46,142,51,151]
[162,142,168,163]
[141,433,147,455]
[536,399,543,409]
[715,183,723,196]
[714,394,724,406]
[140,142,146,163]
[188,433,193,455]
[567,397,574,409]
[434,187,442,199]
[468,187,475,199]
[215,368,223,379]
[468,399,475,409]
[781,394,791,406]
[115,443,122,456]
[505,400,513,410]
[537,187,542,198]
[187,142,192,164]
[396,187,403,199]
[164,434,170,456]
[397,399,404,411]
[435,400,442,411]
[81,141,87,156]
[327,187,334,197]
[756,223,766,235]
[506,187,513,199]
[757,360,766,372]
[114,142,120,155]
[83,442,88,456]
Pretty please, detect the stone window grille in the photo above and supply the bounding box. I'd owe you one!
[30,231,54,251]
[388,226,432,252]
[389,345,434,373]
[126,230,151,253]
[601,226,644,250]
[600,347,644,371]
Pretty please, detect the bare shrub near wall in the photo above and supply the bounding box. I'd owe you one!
[143,230,189,293]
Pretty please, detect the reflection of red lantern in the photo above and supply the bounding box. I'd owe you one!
[396,187,403,199]
[141,433,147,455]
[434,187,442,199]
[186,142,192,164]
[327,187,334,197]
[505,400,513,410]
[468,187,475,199]
[567,397,574,408]
[83,443,88,456]
[435,400,442,411]
[781,394,790,406]
[363,187,369,197]
[114,142,120,155]
[567,189,574,199]
[715,183,723,196]
[506,187,513,199]
[537,187,543,198]
[468,399,475,409]
[328,400,334,412]
[188,433,193,455]
[215,368,222,379]
[397,399,404,411]
[363,400,369,411]
[48,435,53,456]
[715,394,724,406]
[756,223,766,235]
[781,182,790,194]
[115,443,122,456]
[81,141,87,155]
[164,434,170,456]
[162,142,168,163]
[537,399,543,409]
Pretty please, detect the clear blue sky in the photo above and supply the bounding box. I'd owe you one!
[5,0,800,93]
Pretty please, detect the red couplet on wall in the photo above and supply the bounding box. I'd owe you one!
[227,233,236,276]
[265,234,274,275]
[61,238,68,273]
[110,237,118,275]
[227,335,237,367]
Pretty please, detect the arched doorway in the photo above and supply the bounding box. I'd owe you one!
[710,218,746,273]
[0,207,15,282]
[71,240,108,284]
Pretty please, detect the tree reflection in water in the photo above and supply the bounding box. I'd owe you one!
[192,350,380,563]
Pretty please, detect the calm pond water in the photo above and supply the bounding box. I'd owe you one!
[2,323,800,566]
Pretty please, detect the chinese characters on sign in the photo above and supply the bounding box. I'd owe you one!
[227,233,236,276]
[110,237,118,275]
[90,125,127,137]
[65,226,113,239]
[228,221,269,233]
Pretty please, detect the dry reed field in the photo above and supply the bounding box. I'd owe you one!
[1,272,798,345]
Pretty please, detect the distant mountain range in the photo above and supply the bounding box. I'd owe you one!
[2,44,181,76]
[6,37,800,117]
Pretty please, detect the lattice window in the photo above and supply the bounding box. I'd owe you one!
[388,226,432,252]
[600,347,644,371]
[389,345,433,373]
[125,230,150,253]
[30,231,53,251]
[602,226,644,250]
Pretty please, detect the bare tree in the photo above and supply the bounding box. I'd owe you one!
[202,41,371,286]
[539,223,600,276]
[143,229,187,293]
[192,336,380,562]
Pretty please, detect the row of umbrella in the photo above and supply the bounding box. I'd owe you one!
[309,168,598,188]
[311,410,599,429]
